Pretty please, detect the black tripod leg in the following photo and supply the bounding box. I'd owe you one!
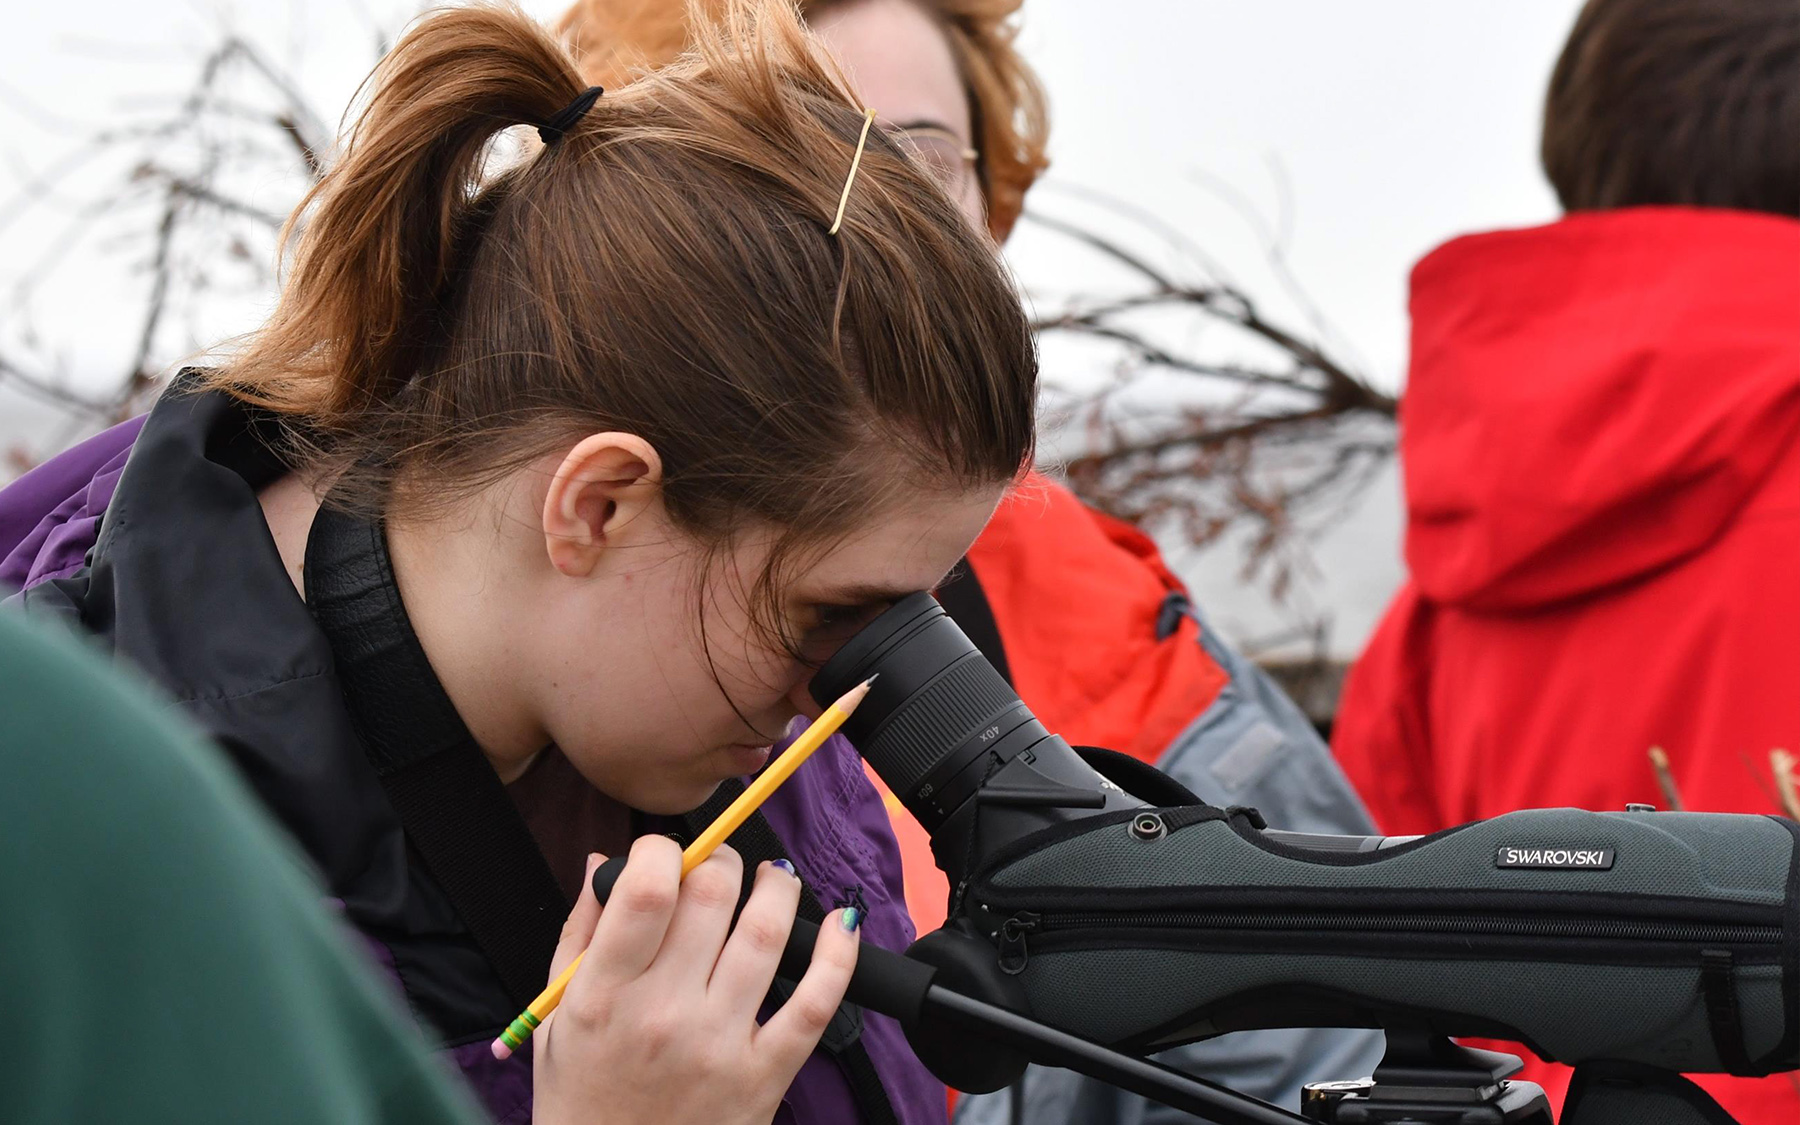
[927,986,1309,1125]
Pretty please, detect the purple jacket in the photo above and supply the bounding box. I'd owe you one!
[2,414,944,1125]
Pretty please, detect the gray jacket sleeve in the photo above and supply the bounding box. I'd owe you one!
[953,607,1386,1124]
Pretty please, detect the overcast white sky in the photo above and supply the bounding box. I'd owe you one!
[0,0,1587,654]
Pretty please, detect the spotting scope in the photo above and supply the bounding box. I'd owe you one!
[803,594,1799,1123]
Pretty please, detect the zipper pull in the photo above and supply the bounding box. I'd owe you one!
[998,911,1040,975]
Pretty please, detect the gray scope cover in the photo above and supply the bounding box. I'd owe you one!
[972,808,1799,1074]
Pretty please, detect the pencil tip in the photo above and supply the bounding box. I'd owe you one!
[835,675,878,713]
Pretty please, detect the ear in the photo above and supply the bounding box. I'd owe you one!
[541,432,665,578]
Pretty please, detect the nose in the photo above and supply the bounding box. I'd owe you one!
[786,677,823,721]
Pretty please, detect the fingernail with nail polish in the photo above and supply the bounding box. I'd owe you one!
[840,907,863,932]
[771,858,797,878]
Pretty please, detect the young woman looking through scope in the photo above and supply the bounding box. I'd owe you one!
[0,2,1036,1122]
[556,0,1385,1117]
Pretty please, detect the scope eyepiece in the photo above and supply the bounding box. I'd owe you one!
[811,592,1142,888]
[811,594,1030,825]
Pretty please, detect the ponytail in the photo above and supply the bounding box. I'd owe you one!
[219,3,589,420]
[205,0,1035,589]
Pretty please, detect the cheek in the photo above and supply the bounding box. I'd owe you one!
[689,584,803,698]
[710,637,808,708]
[622,599,799,734]
[956,179,987,232]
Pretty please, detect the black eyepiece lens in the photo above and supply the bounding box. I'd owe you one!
[811,593,1028,812]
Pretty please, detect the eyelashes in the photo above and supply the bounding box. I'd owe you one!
[794,601,887,664]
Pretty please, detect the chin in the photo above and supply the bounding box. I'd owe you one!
[552,748,722,817]
[636,777,735,818]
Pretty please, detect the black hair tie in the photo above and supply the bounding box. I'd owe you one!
[537,86,603,145]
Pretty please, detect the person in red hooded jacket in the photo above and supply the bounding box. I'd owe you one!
[1333,0,1800,1117]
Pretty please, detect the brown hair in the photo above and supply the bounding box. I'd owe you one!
[557,0,1049,240]
[1542,0,1800,217]
[211,0,1035,638]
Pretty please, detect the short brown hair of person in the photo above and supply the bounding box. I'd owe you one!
[1542,0,1800,217]
[558,0,1050,241]
[207,0,1037,637]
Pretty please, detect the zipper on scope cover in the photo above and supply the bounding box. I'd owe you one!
[993,909,1782,974]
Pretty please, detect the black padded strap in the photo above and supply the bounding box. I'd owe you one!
[306,505,569,1009]
[676,781,900,1125]
[833,1047,903,1125]
[1699,948,1755,1075]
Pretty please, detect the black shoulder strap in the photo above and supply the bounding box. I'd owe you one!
[678,781,902,1125]
[305,505,570,1010]
[934,558,1012,686]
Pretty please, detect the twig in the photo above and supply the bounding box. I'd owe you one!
[1022,207,1182,293]
[1647,746,1685,811]
[1772,750,1800,821]
[0,356,112,415]
[1016,188,1402,605]
[136,167,285,228]
[121,182,182,405]
[0,13,340,446]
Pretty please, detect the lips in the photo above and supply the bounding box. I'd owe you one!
[725,743,774,771]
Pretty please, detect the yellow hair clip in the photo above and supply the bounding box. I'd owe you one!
[828,108,879,237]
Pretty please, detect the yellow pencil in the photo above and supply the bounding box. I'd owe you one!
[490,675,878,1059]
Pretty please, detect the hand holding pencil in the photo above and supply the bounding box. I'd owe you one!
[504,680,875,1125]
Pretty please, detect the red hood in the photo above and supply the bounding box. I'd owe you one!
[1401,207,1800,611]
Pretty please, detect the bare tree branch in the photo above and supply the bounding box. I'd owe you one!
[1026,193,1400,601]
[2,18,1400,623]
[0,355,113,416]
[0,17,340,466]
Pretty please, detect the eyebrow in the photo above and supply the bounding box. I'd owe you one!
[886,117,961,137]
[810,583,922,606]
